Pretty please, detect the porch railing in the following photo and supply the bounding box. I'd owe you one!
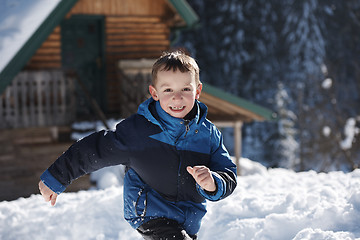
[0,70,76,128]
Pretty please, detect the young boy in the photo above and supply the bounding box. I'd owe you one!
[39,51,237,240]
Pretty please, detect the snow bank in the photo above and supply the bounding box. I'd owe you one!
[200,166,360,240]
[1,159,359,240]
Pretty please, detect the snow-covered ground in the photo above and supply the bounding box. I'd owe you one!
[1,158,359,240]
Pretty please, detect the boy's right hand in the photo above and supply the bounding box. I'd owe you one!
[38,180,58,206]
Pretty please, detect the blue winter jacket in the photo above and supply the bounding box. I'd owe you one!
[40,98,237,235]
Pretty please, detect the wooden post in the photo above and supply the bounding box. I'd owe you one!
[213,120,243,176]
[234,121,242,176]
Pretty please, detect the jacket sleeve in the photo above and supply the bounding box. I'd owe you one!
[198,125,237,201]
[40,122,131,194]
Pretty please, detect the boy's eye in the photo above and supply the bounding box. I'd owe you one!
[164,89,172,92]
[183,88,191,91]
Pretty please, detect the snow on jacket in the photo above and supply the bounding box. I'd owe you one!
[40,98,237,235]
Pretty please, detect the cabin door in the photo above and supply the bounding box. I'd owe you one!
[61,15,106,118]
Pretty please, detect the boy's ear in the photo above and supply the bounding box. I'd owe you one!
[149,85,159,101]
[195,83,203,100]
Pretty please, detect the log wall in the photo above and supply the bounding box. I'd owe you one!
[26,27,62,69]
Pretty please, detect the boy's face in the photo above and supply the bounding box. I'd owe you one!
[149,69,202,119]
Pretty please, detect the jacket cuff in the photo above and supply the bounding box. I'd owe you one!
[196,172,225,201]
[40,169,66,194]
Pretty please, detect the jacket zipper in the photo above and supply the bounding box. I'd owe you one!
[184,124,190,138]
[184,120,190,138]
[174,120,191,144]
[176,120,190,201]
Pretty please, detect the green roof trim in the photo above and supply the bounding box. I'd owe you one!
[202,83,277,121]
[0,0,78,95]
[167,0,199,28]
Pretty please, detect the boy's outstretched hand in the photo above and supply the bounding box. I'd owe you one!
[38,180,58,206]
[187,166,216,192]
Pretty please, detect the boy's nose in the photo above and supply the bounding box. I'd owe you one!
[172,92,183,100]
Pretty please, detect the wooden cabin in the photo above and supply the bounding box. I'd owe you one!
[1,0,198,122]
[0,0,275,201]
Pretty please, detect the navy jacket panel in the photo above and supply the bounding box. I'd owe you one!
[46,129,131,188]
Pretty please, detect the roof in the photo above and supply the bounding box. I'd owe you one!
[167,0,199,28]
[200,84,277,122]
[0,0,78,95]
[0,0,198,95]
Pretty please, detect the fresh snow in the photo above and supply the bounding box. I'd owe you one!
[340,118,358,150]
[1,158,360,240]
[321,78,333,89]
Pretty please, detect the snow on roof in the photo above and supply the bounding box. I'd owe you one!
[0,0,61,73]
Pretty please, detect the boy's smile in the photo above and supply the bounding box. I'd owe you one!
[149,69,202,119]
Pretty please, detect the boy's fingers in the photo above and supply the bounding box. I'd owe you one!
[43,192,52,202]
[50,194,57,206]
[187,166,211,183]
[38,181,48,199]
[190,166,207,176]
[187,166,207,176]
[187,166,194,176]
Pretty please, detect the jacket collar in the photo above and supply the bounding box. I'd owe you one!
[137,98,208,133]
[156,101,196,138]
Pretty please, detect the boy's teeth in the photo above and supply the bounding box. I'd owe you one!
[172,106,184,110]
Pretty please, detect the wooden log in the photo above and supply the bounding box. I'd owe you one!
[106,16,161,23]
[52,26,60,33]
[25,62,61,69]
[39,41,61,48]
[34,48,61,55]
[106,28,169,34]
[45,34,61,41]
[111,52,164,59]
[106,47,168,54]
[106,39,169,46]
[30,55,61,62]
[106,34,167,40]
[106,22,168,30]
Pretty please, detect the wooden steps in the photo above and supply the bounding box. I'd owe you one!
[0,127,91,201]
